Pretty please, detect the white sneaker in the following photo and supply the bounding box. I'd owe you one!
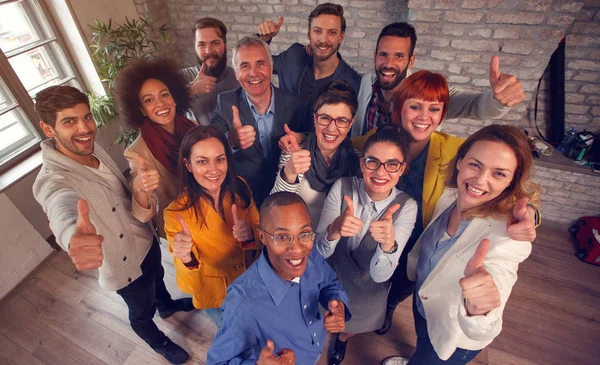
[381,356,410,365]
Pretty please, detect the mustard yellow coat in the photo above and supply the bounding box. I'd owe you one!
[353,129,464,227]
[163,189,262,310]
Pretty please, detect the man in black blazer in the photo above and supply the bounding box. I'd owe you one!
[211,36,308,206]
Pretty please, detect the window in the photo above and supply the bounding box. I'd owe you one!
[0,0,82,170]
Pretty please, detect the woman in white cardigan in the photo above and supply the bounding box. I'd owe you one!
[383,125,540,365]
[270,80,360,224]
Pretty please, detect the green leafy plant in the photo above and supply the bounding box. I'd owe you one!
[87,16,169,146]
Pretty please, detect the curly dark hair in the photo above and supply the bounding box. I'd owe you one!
[114,58,191,130]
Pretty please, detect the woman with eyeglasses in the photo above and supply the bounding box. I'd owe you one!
[163,126,262,326]
[316,126,418,365]
[271,80,360,224]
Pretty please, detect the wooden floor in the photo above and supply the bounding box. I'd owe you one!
[1,222,599,365]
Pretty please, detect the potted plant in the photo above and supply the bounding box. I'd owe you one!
[88,16,169,146]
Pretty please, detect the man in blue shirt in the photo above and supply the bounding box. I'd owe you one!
[207,192,351,365]
[257,3,361,116]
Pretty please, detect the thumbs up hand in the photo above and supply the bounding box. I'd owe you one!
[229,105,256,150]
[459,239,501,316]
[68,199,104,271]
[257,16,284,41]
[131,153,160,194]
[489,56,525,107]
[282,125,311,183]
[231,204,255,248]
[369,203,401,252]
[324,299,346,333]
[278,124,307,154]
[327,195,363,241]
[257,340,296,365]
[173,214,194,264]
[189,63,216,95]
[506,197,537,242]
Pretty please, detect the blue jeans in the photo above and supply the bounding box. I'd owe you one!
[408,300,481,365]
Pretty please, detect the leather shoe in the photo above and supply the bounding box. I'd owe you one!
[328,336,347,365]
[375,303,396,335]
[152,337,189,364]
[158,298,195,319]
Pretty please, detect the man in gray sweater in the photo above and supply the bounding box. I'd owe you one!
[32,85,194,365]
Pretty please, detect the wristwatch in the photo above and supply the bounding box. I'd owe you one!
[382,241,398,254]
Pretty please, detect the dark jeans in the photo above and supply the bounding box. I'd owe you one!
[116,238,173,348]
[408,299,481,365]
[387,252,416,307]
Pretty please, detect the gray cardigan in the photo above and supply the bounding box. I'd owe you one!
[33,140,156,291]
[351,70,511,137]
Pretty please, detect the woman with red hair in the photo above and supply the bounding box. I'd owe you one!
[353,71,539,337]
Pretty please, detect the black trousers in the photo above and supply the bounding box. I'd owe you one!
[116,238,173,348]
[387,251,417,307]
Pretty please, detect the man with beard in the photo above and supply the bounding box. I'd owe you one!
[206,192,350,365]
[257,3,361,118]
[32,86,194,365]
[351,22,526,137]
[181,18,239,126]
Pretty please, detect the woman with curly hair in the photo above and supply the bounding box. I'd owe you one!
[115,58,197,237]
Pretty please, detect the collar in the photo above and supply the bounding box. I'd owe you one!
[243,85,275,117]
[357,178,400,214]
[257,247,315,306]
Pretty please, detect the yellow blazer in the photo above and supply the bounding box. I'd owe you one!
[163,188,262,309]
[352,129,464,227]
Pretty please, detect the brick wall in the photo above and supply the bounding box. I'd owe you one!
[136,0,599,225]
[531,1,600,138]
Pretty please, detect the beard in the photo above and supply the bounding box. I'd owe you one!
[377,64,410,91]
[197,49,228,78]
[53,131,95,157]
[310,41,340,62]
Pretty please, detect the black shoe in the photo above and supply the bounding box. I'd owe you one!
[152,337,189,364]
[328,336,347,365]
[375,303,397,336]
[158,298,195,319]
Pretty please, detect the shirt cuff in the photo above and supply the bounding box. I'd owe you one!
[225,131,240,153]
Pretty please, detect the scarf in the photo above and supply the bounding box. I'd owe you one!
[140,114,196,177]
[304,132,360,193]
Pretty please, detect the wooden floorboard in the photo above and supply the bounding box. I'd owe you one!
[0,222,598,365]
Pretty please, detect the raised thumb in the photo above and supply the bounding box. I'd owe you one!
[328,299,338,313]
[76,199,96,234]
[134,153,147,171]
[489,55,501,85]
[200,62,207,75]
[276,16,284,29]
[465,239,490,276]
[232,105,242,129]
[266,339,275,352]
[343,195,354,216]
[232,204,240,224]
[381,203,401,221]
[176,214,191,236]
[513,197,529,222]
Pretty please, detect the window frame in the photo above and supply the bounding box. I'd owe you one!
[0,0,87,174]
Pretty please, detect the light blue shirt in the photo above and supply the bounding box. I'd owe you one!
[206,246,351,365]
[415,201,470,319]
[243,86,276,159]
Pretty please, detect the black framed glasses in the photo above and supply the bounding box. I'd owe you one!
[258,229,316,246]
[314,113,353,129]
[363,156,405,173]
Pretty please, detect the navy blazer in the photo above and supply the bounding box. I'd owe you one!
[210,86,308,206]
[273,43,361,96]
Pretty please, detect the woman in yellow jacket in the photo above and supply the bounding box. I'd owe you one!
[163,126,261,326]
[353,71,539,335]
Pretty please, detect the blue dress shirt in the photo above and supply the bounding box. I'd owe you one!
[415,201,470,319]
[243,86,276,159]
[206,246,351,365]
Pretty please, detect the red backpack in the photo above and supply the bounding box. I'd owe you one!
[570,216,600,266]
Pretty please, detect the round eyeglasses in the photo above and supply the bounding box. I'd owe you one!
[314,113,353,129]
[258,229,316,246]
[363,156,405,173]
